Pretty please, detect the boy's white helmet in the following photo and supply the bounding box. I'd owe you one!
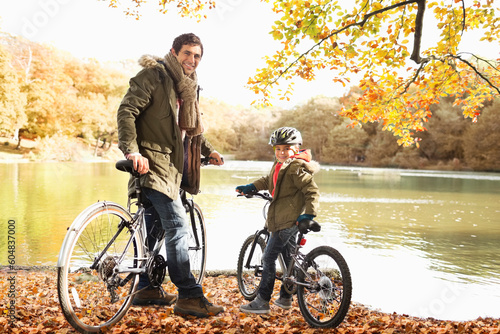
[269,127,302,146]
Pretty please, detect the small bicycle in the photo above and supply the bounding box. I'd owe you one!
[57,159,208,334]
[236,191,352,328]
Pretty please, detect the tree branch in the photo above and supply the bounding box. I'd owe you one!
[453,55,500,95]
[263,0,420,88]
[409,0,426,64]
[460,0,466,35]
[403,59,429,92]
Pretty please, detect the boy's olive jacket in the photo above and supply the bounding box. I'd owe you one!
[117,54,214,200]
[253,154,320,233]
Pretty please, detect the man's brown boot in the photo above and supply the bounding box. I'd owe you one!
[132,286,177,306]
[174,296,224,317]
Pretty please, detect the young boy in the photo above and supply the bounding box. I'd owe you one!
[236,127,320,314]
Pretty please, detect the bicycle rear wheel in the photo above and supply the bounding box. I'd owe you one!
[186,201,206,284]
[237,235,267,300]
[297,246,352,328]
[57,202,144,333]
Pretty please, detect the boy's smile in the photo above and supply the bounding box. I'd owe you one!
[274,145,297,163]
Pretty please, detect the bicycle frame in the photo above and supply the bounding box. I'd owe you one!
[282,233,312,289]
[88,204,148,278]
[181,190,202,252]
[243,225,321,292]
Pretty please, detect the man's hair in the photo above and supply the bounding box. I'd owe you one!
[172,33,203,57]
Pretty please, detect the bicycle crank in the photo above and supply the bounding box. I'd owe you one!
[147,254,167,288]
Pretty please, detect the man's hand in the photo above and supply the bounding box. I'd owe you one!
[128,154,149,174]
[209,151,224,166]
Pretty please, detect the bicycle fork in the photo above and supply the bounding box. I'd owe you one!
[244,229,270,275]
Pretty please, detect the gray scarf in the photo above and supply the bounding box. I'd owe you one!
[164,51,204,136]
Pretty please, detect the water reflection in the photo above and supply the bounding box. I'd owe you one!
[1,161,499,320]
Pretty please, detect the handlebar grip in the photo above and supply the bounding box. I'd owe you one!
[298,219,321,234]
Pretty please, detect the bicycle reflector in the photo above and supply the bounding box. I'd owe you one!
[300,238,307,246]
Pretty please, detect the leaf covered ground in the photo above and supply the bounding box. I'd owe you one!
[1,269,499,334]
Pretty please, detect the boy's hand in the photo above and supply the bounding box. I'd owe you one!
[297,214,315,223]
[235,184,257,195]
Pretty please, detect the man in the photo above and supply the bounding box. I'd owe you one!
[117,33,224,317]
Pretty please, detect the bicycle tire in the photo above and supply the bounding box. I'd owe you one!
[296,246,352,328]
[237,235,267,300]
[186,201,207,284]
[57,202,144,334]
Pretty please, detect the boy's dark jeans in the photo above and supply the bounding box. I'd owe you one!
[258,225,298,301]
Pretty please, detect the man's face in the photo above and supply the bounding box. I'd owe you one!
[171,44,202,76]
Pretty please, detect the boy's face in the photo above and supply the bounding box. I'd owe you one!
[274,144,297,163]
[171,44,202,76]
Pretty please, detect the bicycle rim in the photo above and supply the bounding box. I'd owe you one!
[187,202,206,284]
[57,202,143,333]
[297,246,352,328]
[237,235,266,300]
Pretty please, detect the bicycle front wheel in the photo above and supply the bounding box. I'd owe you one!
[186,201,206,284]
[297,246,352,328]
[57,202,144,333]
[237,235,267,300]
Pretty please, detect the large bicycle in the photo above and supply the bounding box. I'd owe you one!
[236,191,352,328]
[57,159,208,334]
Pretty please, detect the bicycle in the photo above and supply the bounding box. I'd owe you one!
[236,191,352,328]
[56,158,209,334]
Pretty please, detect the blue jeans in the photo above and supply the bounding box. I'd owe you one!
[258,225,298,301]
[137,187,203,299]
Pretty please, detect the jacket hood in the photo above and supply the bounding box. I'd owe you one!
[288,149,321,174]
[138,54,166,70]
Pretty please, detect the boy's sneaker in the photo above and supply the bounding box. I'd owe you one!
[274,296,292,310]
[132,286,177,306]
[174,296,224,317]
[240,295,270,314]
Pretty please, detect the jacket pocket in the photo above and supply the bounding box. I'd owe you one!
[141,140,172,154]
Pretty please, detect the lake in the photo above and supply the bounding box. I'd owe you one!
[1,161,499,321]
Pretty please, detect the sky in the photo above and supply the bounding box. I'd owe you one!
[0,0,498,108]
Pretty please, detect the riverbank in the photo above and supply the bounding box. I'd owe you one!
[0,136,123,163]
[1,267,499,333]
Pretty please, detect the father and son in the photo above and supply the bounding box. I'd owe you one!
[116,33,320,317]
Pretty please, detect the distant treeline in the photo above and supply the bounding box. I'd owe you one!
[1,33,499,171]
[201,94,500,172]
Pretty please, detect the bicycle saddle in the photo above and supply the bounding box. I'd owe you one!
[298,219,321,234]
[116,160,140,177]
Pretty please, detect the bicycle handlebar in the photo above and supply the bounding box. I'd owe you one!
[116,156,219,177]
[237,191,273,202]
[237,190,321,234]
[201,156,224,166]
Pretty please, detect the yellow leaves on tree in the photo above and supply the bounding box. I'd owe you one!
[247,0,500,147]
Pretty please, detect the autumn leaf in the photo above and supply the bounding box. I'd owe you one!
[1,268,500,333]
